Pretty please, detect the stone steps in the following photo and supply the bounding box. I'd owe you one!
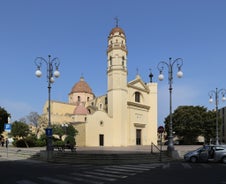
[47,151,173,164]
[2,147,175,164]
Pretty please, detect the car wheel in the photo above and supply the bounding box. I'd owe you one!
[222,156,226,164]
[190,156,197,163]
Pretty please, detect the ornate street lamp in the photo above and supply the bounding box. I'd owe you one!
[62,123,68,135]
[157,57,183,155]
[34,55,60,153]
[208,88,226,145]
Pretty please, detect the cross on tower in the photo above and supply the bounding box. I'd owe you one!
[136,68,139,75]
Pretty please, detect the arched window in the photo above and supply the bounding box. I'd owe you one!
[122,56,125,66]
[135,92,140,103]
[109,56,112,66]
[78,96,81,102]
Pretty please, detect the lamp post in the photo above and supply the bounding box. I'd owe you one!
[208,88,226,145]
[157,57,183,155]
[61,123,68,135]
[34,55,60,153]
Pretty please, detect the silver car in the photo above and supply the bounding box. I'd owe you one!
[184,145,226,163]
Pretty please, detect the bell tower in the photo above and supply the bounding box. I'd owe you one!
[107,20,128,146]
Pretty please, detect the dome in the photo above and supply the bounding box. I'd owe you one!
[73,103,89,115]
[70,77,93,94]
[110,26,125,35]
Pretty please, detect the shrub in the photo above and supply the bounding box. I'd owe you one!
[64,135,75,146]
[13,139,27,147]
[53,140,65,147]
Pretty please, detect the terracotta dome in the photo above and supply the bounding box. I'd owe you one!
[110,26,125,35]
[73,103,89,115]
[70,77,93,94]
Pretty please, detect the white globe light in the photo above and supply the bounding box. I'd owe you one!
[54,70,60,78]
[209,98,213,103]
[35,70,42,77]
[158,73,164,81]
[177,70,183,78]
[50,77,55,83]
[222,96,226,102]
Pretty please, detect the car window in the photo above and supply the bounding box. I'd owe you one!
[215,146,225,151]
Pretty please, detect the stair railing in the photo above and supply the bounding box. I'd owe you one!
[151,142,162,162]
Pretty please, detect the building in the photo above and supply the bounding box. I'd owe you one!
[219,106,226,143]
[42,24,158,147]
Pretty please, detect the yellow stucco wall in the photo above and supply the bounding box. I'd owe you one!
[73,122,86,146]
[43,101,75,124]
[85,111,113,146]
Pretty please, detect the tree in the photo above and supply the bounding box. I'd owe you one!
[51,123,78,147]
[202,110,217,143]
[67,124,78,137]
[11,121,30,147]
[164,105,216,144]
[26,112,40,136]
[31,114,48,138]
[0,107,10,134]
[52,124,64,140]
[26,112,40,128]
[52,124,78,140]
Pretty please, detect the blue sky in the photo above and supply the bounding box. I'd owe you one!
[1,0,226,126]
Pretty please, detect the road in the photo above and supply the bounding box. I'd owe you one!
[0,160,226,184]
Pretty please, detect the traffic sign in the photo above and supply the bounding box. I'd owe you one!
[4,124,11,132]
[158,126,164,133]
[45,128,53,137]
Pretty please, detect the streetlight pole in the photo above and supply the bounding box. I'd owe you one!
[34,55,60,154]
[208,88,226,145]
[157,57,183,155]
[62,123,68,135]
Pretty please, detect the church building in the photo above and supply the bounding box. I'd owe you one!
[42,24,158,147]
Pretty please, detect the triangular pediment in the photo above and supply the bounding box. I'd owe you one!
[127,75,150,93]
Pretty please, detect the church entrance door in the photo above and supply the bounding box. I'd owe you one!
[99,134,104,146]
[136,129,141,145]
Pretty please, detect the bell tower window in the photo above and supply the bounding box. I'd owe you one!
[135,92,140,103]
[122,56,125,67]
[109,56,112,67]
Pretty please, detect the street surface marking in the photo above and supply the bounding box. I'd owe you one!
[58,174,104,184]
[136,163,164,168]
[110,165,150,171]
[181,163,192,169]
[16,180,39,184]
[71,172,117,182]
[103,167,138,174]
[38,176,73,184]
[163,163,170,169]
[94,168,136,176]
[199,163,211,168]
[84,171,127,178]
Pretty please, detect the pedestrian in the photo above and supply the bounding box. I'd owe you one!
[5,138,9,148]
[1,138,5,147]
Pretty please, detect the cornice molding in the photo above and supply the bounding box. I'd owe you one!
[127,101,150,110]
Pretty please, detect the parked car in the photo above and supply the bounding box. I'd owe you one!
[184,145,226,164]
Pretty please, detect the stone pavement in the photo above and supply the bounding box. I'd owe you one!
[0,145,201,163]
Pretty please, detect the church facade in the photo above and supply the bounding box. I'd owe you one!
[42,25,158,147]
